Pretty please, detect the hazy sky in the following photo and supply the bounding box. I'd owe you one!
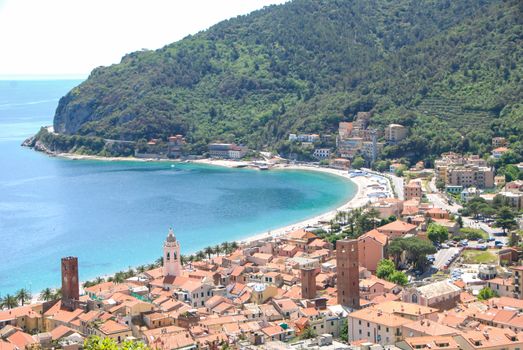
[0,0,287,78]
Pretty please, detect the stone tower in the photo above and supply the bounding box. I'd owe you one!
[336,239,360,309]
[163,228,181,277]
[301,267,316,300]
[61,256,79,310]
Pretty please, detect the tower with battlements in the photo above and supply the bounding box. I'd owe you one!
[61,256,79,310]
[336,239,360,309]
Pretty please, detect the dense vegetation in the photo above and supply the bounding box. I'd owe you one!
[44,0,522,162]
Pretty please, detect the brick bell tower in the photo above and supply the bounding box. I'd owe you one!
[336,239,360,309]
[301,267,317,300]
[61,256,79,310]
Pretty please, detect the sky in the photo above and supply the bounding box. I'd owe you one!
[0,0,288,79]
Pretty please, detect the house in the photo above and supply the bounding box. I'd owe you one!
[358,230,389,272]
[377,220,417,239]
[461,187,481,203]
[208,143,248,159]
[397,336,460,350]
[404,180,423,201]
[454,327,523,350]
[347,308,411,345]
[492,147,509,159]
[385,124,407,143]
[330,158,351,170]
[313,148,331,160]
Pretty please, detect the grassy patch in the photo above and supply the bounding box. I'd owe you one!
[461,250,498,264]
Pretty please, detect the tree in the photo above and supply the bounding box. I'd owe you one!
[427,223,449,244]
[16,288,31,306]
[221,241,230,255]
[300,326,317,340]
[339,318,348,342]
[84,335,149,350]
[477,286,497,301]
[213,244,222,256]
[352,156,365,169]
[435,179,446,192]
[41,288,54,302]
[496,206,517,233]
[376,259,395,279]
[230,241,239,251]
[456,215,463,228]
[388,271,408,286]
[1,294,18,309]
[204,246,214,259]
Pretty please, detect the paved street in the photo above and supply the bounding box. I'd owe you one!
[433,247,461,269]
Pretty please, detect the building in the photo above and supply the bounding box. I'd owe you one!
[358,230,388,272]
[404,180,422,200]
[492,147,509,159]
[385,124,407,143]
[397,336,460,350]
[446,165,494,189]
[370,198,404,219]
[163,228,181,278]
[492,137,507,148]
[336,239,360,309]
[330,158,350,170]
[498,191,523,210]
[454,327,523,350]
[61,257,79,311]
[167,135,185,158]
[510,266,523,300]
[301,268,316,300]
[461,187,480,203]
[347,307,410,345]
[313,148,331,160]
[208,143,248,159]
[377,220,417,239]
[402,281,461,310]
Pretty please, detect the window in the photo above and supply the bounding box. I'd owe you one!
[359,320,361,325]
[359,330,362,335]
[378,326,381,331]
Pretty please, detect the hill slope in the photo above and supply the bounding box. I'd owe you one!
[47,0,522,162]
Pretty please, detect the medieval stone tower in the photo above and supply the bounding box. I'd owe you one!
[163,228,181,277]
[336,239,360,309]
[61,256,79,310]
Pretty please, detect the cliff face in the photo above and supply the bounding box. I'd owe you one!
[49,0,523,161]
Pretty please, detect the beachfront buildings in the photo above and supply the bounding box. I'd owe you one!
[336,112,383,163]
[208,143,248,159]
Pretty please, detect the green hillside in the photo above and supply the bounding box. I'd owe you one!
[43,0,522,163]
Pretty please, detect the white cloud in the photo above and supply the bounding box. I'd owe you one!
[0,0,287,78]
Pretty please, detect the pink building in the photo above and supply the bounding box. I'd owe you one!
[358,229,389,272]
[377,220,417,239]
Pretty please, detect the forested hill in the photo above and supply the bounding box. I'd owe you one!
[50,0,522,162]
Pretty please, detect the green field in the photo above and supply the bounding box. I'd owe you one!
[461,250,498,264]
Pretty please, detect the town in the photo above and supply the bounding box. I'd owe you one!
[1,124,522,350]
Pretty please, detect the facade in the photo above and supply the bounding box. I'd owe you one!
[404,180,422,200]
[385,124,407,143]
[446,165,494,189]
[377,220,417,239]
[510,266,523,300]
[167,135,185,158]
[163,228,181,278]
[498,191,523,210]
[461,187,480,203]
[402,281,461,310]
[300,268,316,300]
[61,257,79,311]
[208,143,248,159]
[330,158,350,170]
[313,148,331,160]
[358,230,388,272]
[336,239,360,309]
[347,308,410,345]
[492,137,507,148]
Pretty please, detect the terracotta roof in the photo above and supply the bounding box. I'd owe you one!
[359,229,388,246]
[50,325,76,340]
[349,308,411,327]
[378,220,417,232]
[98,320,130,335]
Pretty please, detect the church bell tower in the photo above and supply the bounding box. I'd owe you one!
[163,228,181,277]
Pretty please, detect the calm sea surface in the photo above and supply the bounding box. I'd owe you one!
[0,80,355,295]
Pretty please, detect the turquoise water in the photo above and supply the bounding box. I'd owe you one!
[0,80,356,295]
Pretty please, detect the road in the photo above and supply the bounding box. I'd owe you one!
[433,247,461,269]
[389,173,404,200]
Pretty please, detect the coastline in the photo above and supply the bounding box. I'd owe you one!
[23,151,392,303]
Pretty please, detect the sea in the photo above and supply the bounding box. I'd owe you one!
[0,80,356,296]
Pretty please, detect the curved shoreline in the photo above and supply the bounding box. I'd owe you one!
[22,153,392,302]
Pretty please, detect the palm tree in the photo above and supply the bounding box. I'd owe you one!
[136,265,146,273]
[180,255,187,266]
[16,288,31,306]
[53,289,62,300]
[204,246,214,259]
[113,272,125,283]
[147,263,156,270]
[196,251,206,261]
[155,257,164,267]
[213,245,221,256]
[95,276,104,284]
[230,241,239,251]
[221,242,230,255]
[1,294,18,309]
[41,288,54,302]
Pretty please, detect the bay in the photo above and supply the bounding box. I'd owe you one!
[0,80,355,295]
